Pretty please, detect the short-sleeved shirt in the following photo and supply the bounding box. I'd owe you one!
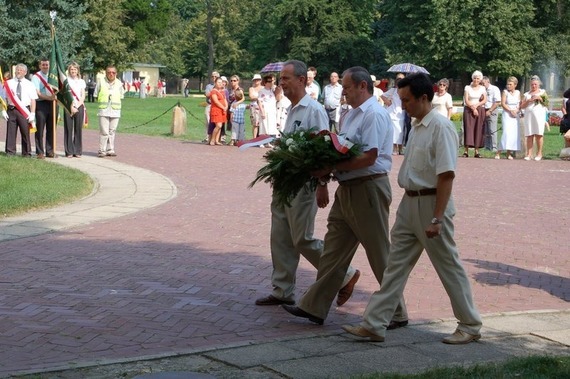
[322,83,343,109]
[283,94,328,134]
[484,84,501,109]
[6,78,38,107]
[431,92,453,117]
[68,77,86,107]
[31,72,52,98]
[398,108,458,191]
[336,96,393,181]
[230,103,246,124]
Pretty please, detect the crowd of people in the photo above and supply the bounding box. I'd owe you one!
[203,67,568,161]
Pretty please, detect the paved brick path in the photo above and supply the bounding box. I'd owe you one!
[0,129,568,376]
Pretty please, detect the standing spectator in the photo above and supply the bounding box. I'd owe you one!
[220,76,230,143]
[482,76,501,152]
[257,74,278,147]
[157,79,164,98]
[462,70,487,158]
[255,60,360,308]
[305,69,319,100]
[520,75,548,161]
[161,78,166,97]
[308,66,321,101]
[381,73,405,155]
[182,78,189,97]
[208,77,227,146]
[229,89,247,145]
[95,65,124,157]
[87,79,96,102]
[275,85,291,133]
[282,66,406,327]
[322,72,343,132]
[342,73,482,345]
[64,62,86,158]
[249,74,263,138]
[204,71,219,142]
[371,75,384,106]
[496,76,521,160]
[432,78,453,119]
[228,75,244,142]
[4,63,37,157]
[31,58,56,159]
[560,88,570,148]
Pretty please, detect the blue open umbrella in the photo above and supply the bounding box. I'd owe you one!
[387,63,429,75]
[260,62,285,73]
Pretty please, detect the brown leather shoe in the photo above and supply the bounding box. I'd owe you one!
[255,295,294,306]
[442,329,481,344]
[37,154,45,160]
[282,305,324,325]
[342,325,384,342]
[387,320,408,330]
[337,269,360,306]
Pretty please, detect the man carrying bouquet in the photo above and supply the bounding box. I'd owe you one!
[282,66,408,328]
[255,60,361,308]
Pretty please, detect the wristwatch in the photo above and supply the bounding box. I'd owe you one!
[430,217,441,225]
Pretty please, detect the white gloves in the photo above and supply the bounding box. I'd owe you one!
[27,113,35,123]
[1,110,7,121]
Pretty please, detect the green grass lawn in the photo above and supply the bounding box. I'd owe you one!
[359,355,570,379]
[0,156,93,218]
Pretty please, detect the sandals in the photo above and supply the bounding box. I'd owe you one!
[462,152,469,158]
[474,153,482,158]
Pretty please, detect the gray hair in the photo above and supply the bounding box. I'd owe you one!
[342,66,373,94]
[472,70,483,80]
[284,60,307,79]
[530,75,541,85]
[437,78,449,87]
[15,63,28,73]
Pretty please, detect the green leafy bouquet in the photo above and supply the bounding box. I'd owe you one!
[536,93,549,107]
[249,129,362,207]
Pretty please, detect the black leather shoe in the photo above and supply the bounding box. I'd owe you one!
[387,320,408,330]
[282,305,324,325]
[255,295,294,306]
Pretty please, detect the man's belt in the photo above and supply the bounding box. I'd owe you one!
[338,173,387,186]
[8,105,30,110]
[405,188,437,197]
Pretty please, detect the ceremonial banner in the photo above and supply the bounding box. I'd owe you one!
[48,26,74,115]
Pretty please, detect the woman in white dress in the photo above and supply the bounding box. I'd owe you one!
[496,76,521,160]
[257,74,278,147]
[520,75,547,160]
[432,78,453,119]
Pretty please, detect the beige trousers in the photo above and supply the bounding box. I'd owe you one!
[361,194,482,337]
[269,183,356,302]
[298,176,407,321]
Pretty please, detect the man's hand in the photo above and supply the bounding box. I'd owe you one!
[425,223,441,239]
[1,110,8,121]
[27,113,35,123]
[316,185,329,208]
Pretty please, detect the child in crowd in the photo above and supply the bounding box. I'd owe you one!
[229,89,247,145]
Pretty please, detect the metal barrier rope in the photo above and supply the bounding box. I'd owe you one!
[123,101,205,130]
[123,102,178,130]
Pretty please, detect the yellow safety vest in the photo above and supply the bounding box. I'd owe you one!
[97,81,122,110]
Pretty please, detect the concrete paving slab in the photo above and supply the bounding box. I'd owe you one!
[533,329,570,346]
[203,342,306,368]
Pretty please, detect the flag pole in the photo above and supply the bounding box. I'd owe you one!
[50,11,57,157]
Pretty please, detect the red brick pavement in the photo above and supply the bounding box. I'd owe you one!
[0,129,569,376]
